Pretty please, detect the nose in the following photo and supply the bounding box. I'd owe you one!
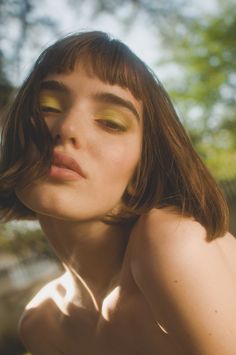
[50,109,82,148]
[53,123,77,147]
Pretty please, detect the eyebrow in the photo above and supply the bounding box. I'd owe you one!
[40,80,69,93]
[40,80,140,121]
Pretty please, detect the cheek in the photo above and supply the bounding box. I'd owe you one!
[102,140,141,181]
[15,182,60,212]
[15,184,49,213]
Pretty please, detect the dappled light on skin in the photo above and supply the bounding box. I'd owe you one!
[26,271,76,316]
[101,285,121,321]
[25,266,103,315]
[69,265,100,312]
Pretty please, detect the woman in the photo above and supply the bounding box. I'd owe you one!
[0,31,236,355]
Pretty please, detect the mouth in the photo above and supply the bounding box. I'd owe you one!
[50,151,86,179]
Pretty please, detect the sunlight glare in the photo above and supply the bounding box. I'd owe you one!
[101,286,121,321]
[26,272,76,316]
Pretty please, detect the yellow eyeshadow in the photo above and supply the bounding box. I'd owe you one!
[97,109,130,127]
[39,95,62,110]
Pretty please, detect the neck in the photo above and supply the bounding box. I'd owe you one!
[37,215,132,309]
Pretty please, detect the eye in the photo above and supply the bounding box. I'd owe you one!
[39,95,63,115]
[40,106,62,113]
[97,119,127,132]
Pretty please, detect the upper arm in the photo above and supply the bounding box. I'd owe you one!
[18,278,61,354]
[18,298,57,355]
[131,209,236,355]
[18,307,39,353]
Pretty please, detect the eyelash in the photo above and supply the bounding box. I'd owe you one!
[96,119,126,132]
[40,106,62,114]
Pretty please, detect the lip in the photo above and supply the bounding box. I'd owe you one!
[50,151,86,179]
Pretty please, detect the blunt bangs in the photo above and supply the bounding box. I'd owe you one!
[35,31,147,100]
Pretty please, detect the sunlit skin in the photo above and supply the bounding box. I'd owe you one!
[16,65,236,355]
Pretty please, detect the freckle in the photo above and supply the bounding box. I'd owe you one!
[214,309,218,313]
[173,280,178,283]
[208,333,212,336]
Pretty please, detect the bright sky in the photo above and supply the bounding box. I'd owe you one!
[10,0,219,85]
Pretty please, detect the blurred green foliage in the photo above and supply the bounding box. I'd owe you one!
[0,222,54,258]
[160,0,236,179]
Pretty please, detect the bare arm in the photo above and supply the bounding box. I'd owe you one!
[18,278,64,355]
[131,209,236,355]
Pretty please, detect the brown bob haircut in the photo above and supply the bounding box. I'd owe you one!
[0,30,228,239]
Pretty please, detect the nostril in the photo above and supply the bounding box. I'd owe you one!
[71,137,76,145]
[53,134,77,147]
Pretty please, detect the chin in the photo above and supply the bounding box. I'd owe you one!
[15,180,124,224]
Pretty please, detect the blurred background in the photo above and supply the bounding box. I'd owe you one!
[0,0,236,353]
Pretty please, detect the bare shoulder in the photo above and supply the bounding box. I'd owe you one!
[130,208,236,353]
[131,207,208,264]
[130,206,236,290]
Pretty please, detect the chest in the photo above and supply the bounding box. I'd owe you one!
[23,232,183,355]
[46,279,181,355]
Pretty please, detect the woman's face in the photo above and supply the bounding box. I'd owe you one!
[16,64,143,222]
